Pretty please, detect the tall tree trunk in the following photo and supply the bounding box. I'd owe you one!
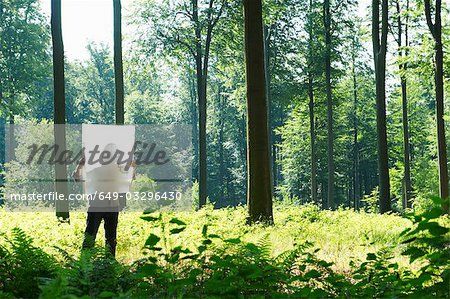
[193,0,208,207]
[217,85,225,202]
[401,77,412,209]
[309,75,318,205]
[424,0,448,213]
[8,101,15,161]
[243,0,273,224]
[323,0,334,209]
[372,0,391,213]
[352,41,360,210]
[396,0,412,209]
[0,0,4,185]
[51,0,69,220]
[114,0,124,125]
[308,0,318,205]
[240,113,248,204]
[188,66,199,183]
[264,25,276,197]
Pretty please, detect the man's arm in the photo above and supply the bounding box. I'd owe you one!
[72,158,85,182]
[132,160,136,179]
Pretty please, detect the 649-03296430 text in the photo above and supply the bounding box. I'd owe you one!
[8,191,183,202]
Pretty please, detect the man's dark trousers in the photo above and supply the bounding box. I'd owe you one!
[82,212,119,257]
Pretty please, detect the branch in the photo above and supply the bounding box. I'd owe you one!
[210,0,227,30]
[424,0,436,38]
[331,0,344,15]
[203,0,227,71]
[388,23,400,46]
[158,29,197,60]
[176,10,193,21]
[372,0,380,54]
[380,0,389,55]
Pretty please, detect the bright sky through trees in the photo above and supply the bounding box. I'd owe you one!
[40,0,371,61]
[40,0,130,60]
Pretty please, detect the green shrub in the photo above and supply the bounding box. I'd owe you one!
[0,228,57,298]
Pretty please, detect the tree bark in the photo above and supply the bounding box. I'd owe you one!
[193,0,207,207]
[395,0,412,209]
[51,0,69,220]
[114,0,124,125]
[243,0,273,224]
[217,84,225,202]
[323,0,334,209]
[352,38,360,210]
[188,66,199,183]
[308,0,318,205]
[264,25,276,197]
[372,0,391,213]
[424,0,448,213]
[309,75,318,205]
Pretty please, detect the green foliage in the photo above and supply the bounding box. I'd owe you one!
[361,187,380,213]
[40,249,135,299]
[0,228,56,298]
[0,200,448,298]
[350,197,450,298]
[0,0,51,121]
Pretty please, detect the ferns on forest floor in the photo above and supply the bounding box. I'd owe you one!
[0,200,448,298]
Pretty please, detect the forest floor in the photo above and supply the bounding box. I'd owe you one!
[1,203,448,298]
[0,204,410,273]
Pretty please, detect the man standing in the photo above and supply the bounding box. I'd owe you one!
[73,143,136,257]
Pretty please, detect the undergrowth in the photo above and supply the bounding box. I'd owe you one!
[0,198,448,298]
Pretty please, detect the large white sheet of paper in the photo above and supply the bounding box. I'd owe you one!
[82,124,135,195]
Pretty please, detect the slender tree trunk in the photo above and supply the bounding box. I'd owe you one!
[323,0,334,209]
[0,85,4,186]
[352,45,360,210]
[114,0,124,125]
[401,77,412,209]
[243,0,273,224]
[188,67,199,182]
[264,25,276,197]
[197,70,207,208]
[240,113,248,204]
[217,85,225,202]
[309,75,318,205]
[434,2,448,211]
[193,0,208,207]
[424,0,448,213]
[51,0,69,220]
[8,100,15,161]
[307,0,318,205]
[0,0,11,169]
[372,0,391,213]
[396,0,412,209]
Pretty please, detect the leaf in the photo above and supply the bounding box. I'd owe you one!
[198,245,206,253]
[421,207,443,220]
[428,225,448,236]
[137,264,158,277]
[401,237,417,244]
[399,227,411,237]
[169,218,186,226]
[98,291,116,298]
[402,247,426,262]
[304,269,321,279]
[144,234,160,247]
[224,238,241,244]
[170,227,186,234]
[141,215,159,222]
[366,253,377,260]
[245,243,260,253]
